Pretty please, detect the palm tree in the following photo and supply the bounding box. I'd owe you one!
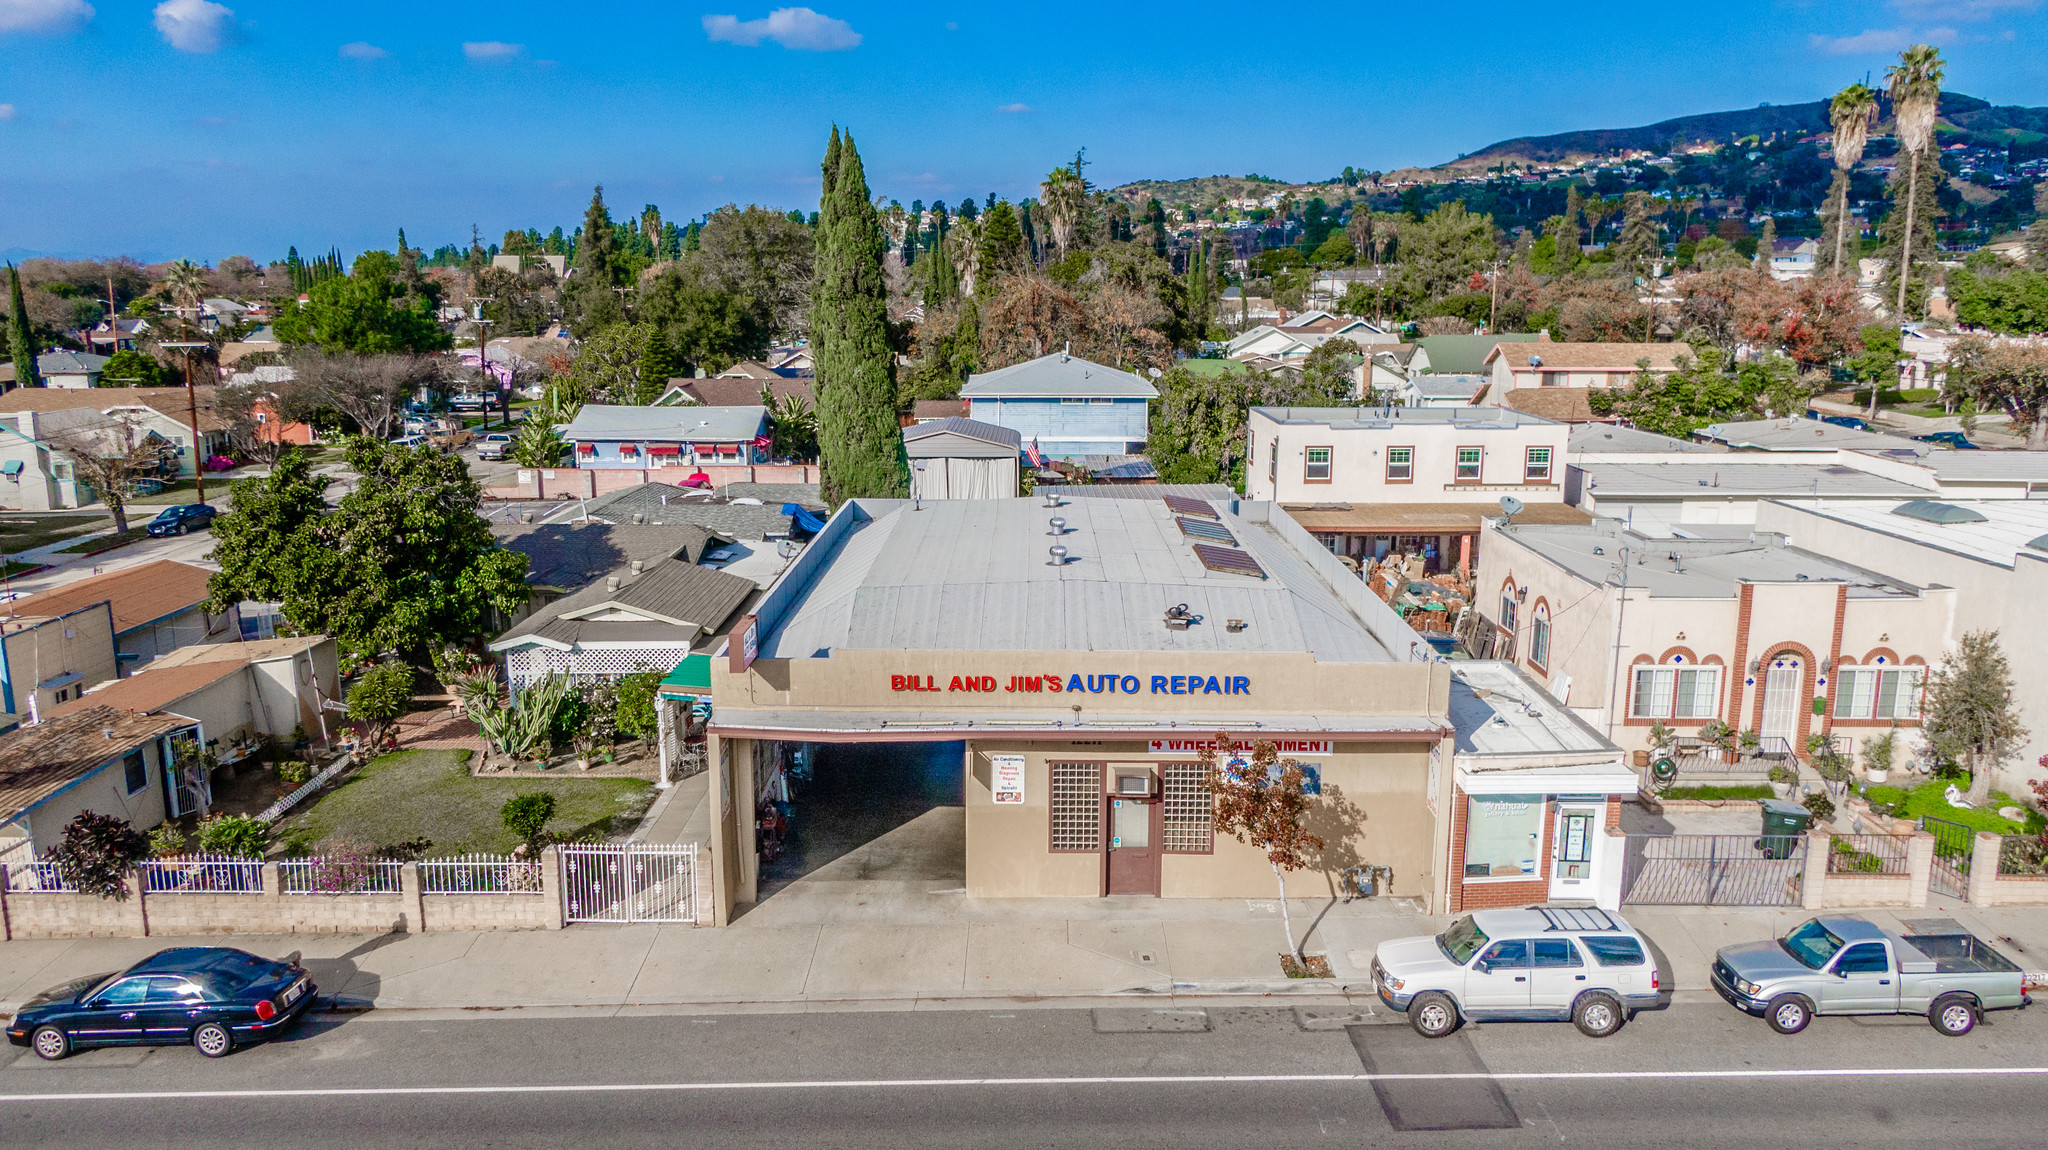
[1827,83,1879,278]
[1037,167,1086,256]
[1887,45,1945,320]
[164,259,208,326]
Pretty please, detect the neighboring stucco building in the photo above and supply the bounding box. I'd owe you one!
[0,387,229,480]
[561,405,771,469]
[1475,516,1954,760]
[960,351,1157,459]
[57,636,343,765]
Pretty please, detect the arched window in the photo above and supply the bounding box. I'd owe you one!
[1529,603,1551,670]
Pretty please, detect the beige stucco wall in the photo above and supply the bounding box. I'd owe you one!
[3,603,118,720]
[22,739,170,853]
[1246,409,1565,505]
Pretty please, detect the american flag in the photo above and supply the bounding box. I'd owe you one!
[1026,438,1043,467]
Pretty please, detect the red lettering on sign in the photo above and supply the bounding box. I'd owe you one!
[1045,670,1063,692]
[891,675,905,691]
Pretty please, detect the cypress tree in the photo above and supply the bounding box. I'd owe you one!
[7,264,41,389]
[812,129,909,505]
[636,328,681,404]
[978,201,1026,293]
[567,185,626,334]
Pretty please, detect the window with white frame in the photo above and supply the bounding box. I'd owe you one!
[1456,446,1483,482]
[1304,446,1332,481]
[1530,607,1550,669]
[1268,438,1278,483]
[1464,794,1545,878]
[1834,666,1923,720]
[1525,446,1552,483]
[1498,592,1518,661]
[1631,664,1722,719]
[1386,446,1413,481]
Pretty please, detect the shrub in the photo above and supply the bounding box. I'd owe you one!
[147,825,188,858]
[276,760,312,785]
[49,812,150,899]
[196,814,273,859]
[347,661,416,747]
[614,669,662,741]
[1803,793,1836,823]
[502,792,558,855]
[380,837,434,862]
[1768,764,1797,785]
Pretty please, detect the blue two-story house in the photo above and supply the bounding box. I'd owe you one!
[959,350,1157,460]
[559,405,771,469]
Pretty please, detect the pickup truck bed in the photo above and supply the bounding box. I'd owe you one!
[1900,931,2022,975]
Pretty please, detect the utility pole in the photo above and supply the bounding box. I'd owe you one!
[158,338,211,504]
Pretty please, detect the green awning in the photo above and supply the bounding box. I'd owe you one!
[658,653,713,698]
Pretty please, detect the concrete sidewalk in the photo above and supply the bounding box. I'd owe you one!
[7,809,2048,1016]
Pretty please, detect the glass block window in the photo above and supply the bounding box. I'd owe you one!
[1049,762,1101,852]
[1161,763,1213,854]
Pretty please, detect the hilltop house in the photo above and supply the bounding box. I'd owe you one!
[959,350,1157,460]
[1477,341,1690,423]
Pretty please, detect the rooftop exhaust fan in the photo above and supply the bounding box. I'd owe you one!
[1164,603,1201,630]
[1048,516,1068,536]
[1047,545,1070,566]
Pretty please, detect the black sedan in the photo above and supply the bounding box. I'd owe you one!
[5,947,315,1060]
[144,503,217,537]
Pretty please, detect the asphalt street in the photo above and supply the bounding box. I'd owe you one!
[5,1000,2048,1147]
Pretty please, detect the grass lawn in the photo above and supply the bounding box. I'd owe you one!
[56,531,141,555]
[1664,784,1773,801]
[129,478,204,506]
[0,512,110,553]
[274,749,656,856]
[1863,777,2045,835]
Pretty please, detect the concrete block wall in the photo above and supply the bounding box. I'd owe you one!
[1967,832,2048,907]
[1799,830,1934,910]
[0,849,580,939]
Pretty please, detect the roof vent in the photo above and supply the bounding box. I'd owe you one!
[1164,604,1200,630]
[1043,490,1062,508]
[1892,499,1987,525]
[103,727,115,740]
[606,576,621,592]
[2027,534,2048,553]
[1048,516,1068,536]
[1047,545,1070,566]
[629,560,644,575]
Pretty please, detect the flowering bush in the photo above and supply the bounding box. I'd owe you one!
[307,835,381,893]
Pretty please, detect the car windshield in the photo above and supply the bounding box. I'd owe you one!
[1436,916,1491,964]
[1780,920,1845,970]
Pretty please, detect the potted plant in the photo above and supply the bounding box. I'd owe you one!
[1700,719,1737,764]
[1739,728,1761,757]
[1861,729,1895,784]
[1768,763,1797,798]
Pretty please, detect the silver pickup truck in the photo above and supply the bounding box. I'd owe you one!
[1712,915,2028,1037]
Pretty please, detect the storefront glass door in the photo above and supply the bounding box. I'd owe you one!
[1548,802,1599,901]
[1105,797,1160,896]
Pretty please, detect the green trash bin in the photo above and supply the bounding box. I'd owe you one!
[1757,798,1812,859]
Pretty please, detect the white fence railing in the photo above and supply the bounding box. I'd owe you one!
[141,854,264,893]
[2,860,73,893]
[278,858,405,895]
[560,843,697,923]
[419,854,546,894]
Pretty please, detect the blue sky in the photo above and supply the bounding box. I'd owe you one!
[3,0,2046,263]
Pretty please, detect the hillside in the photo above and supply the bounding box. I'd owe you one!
[1108,174,1346,211]
[1445,91,2048,170]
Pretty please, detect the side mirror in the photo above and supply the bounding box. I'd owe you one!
[1472,959,1492,974]
[1835,969,1850,978]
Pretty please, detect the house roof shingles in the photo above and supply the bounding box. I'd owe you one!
[0,386,230,434]
[0,705,192,821]
[52,659,244,720]
[2,560,213,636]
[494,557,757,650]
[1487,342,1690,372]
[1500,388,1604,424]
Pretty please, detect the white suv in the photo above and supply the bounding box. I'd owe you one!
[1373,905,1663,1038]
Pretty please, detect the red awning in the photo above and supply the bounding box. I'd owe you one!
[648,443,682,455]
[574,442,595,453]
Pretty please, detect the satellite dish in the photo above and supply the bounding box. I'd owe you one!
[1499,496,1525,517]
[1148,367,1163,378]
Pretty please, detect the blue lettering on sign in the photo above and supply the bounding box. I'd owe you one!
[1152,675,1168,693]
[1121,675,1140,694]
[1067,674,1085,692]
[1202,675,1221,694]
[1146,674,1253,694]
[1170,675,1186,694]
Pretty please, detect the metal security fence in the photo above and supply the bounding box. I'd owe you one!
[1923,817,1975,896]
[1828,834,1910,876]
[560,844,697,924]
[279,858,405,895]
[1620,834,1807,907]
[2,860,74,893]
[420,855,546,894]
[141,855,264,894]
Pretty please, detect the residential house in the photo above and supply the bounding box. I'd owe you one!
[2,560,237,697]
[37,350,110,389]
[560,405,770,469]
[493,521,731,625]
[55,635,342,771]
[0,416,83,511]
[1246,405,1585,575]
[1767,238,1821,281]
[1415,333,1541,377]
[198,298,250,332]
[910,399,970,422]
[1476,517,1954,758]
[959,350,1157,460]
[1225,313,1398,364]
[489,554,757,697]
[1754,497,2048,794]
[653,375,815,409]
[904,418,1022,500]
[217,324,280,370]
[1478,341,1691,423]
[0,386,230,481]
[86,317,151,354]
[0,600,117,730]
[0,706,196,862]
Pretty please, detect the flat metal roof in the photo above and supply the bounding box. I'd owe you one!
[1497,520,1925,600]
[1252,405,1563,430]
[1449,662,1618,758]
[1766,497,2048,570]
[1578,462,1931,499]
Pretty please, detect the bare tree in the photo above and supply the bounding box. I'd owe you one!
[285,351,440,441]
[43,412,166,536]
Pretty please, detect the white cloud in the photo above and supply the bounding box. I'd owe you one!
[1810,26,1919,54]
[463,40,523,60]
[338,41,386,59]
[996,103,1031,114]
[0,104,14,120]
[1891,0,2036,19]
[0,0,93,34]
[702,7,860,50]
[153,0,234,52]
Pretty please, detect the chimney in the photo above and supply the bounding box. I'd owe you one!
[606,576,621,593]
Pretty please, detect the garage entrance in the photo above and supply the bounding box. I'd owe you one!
[756,740,965,900]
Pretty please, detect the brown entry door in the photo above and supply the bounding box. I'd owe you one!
[1105,797,1161,896]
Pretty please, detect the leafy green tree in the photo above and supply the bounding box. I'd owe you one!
[557,324,651,405]
[1587,347,1757,436]
[206,442,530,666]
[977,200,1027,293]
[1297,341,1359,403]
[613,669,663,741]
[766,392,819,462]
[1607,190,1661,277]
[563,185,628,334]
[635,328,682,404]
[1310,231,1355,267]
[347,661,416,750]
[637,265,768,374]
[510,418,567,467]
[1947,267,2048,335]
[6,263,41,388]
[811,128,909,505]
[98,349,167,387]
[195,815,273,859]
[1921,630,2028,804]
[1947,336,2048,447]
[1848,323,1904,384]
[1393,202,1496,310]
[270,252,452,354]
[1554,188,1583,273]
[501,792,558,857]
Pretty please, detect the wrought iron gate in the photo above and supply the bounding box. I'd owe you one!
[1619,834,1806,907]
[1923,816,1973,900]
[560,844,698,924]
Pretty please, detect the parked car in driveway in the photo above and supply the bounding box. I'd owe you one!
[449,393,491,411]
[144,503,217,537]
[1372,906,1663,1038]
[6,947,316,1060]
[475,432,515,461]
[1712,915,2028,1036]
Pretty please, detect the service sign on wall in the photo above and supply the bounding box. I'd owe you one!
[990,755,1026,804]
[1148,737,1331,756]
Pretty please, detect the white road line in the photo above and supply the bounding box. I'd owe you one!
[5,1066,2048,1103]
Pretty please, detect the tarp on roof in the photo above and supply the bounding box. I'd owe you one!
[783,503,827,534]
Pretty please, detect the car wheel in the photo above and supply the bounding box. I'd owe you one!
[192,1022,234,1058]
[30,1026,71,1061]
[1930,993,1979,1037]
[176,523,189,536]
[1408,992,1460,1039]
[1572,991,1626,1038]
[1766,994,1813,1035]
